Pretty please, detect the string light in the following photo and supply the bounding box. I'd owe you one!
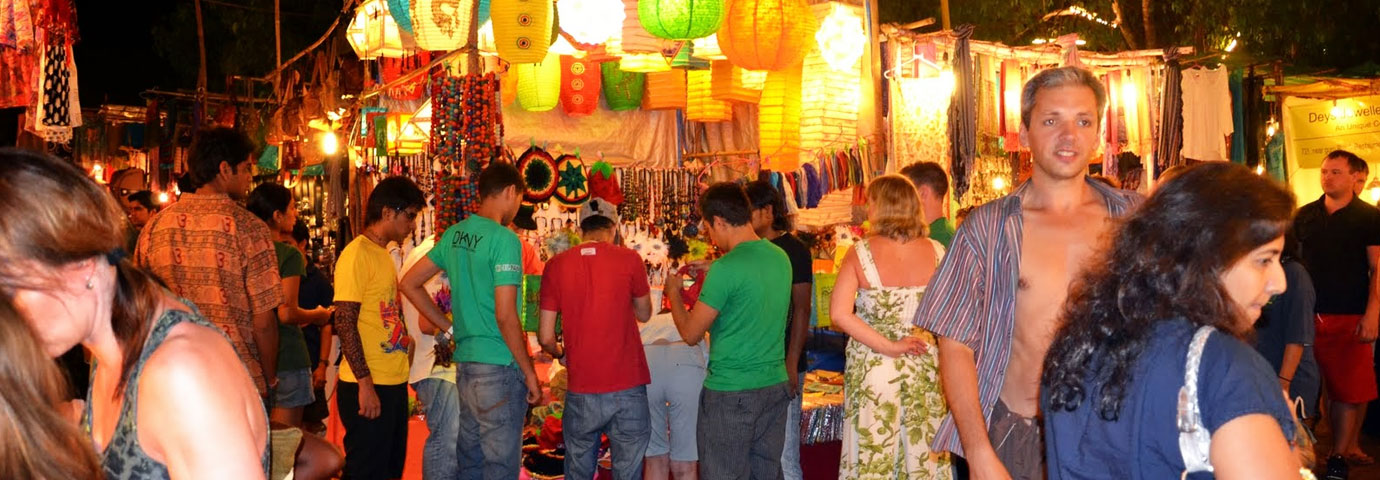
[157,192,170,204]
[1065,6,1118,28]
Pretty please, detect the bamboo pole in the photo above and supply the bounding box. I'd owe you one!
[195,0,208,95]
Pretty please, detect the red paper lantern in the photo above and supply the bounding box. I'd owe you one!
[560,56,602,117]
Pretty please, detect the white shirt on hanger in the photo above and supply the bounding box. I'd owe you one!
[1180,66,1234,162]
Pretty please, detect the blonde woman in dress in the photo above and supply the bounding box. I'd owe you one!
[831,174,951,479]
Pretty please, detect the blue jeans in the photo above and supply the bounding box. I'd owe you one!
[415,377,460,480]
[564,386,651,480]
[455,362,528,480]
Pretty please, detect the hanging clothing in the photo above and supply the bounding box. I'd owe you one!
[1266,133,1286,182]
[841,240,952,479]
[1229,68,1247,164]
[1157,59,1185,170]
[1179,66,1233,162]
[948,26,978,200]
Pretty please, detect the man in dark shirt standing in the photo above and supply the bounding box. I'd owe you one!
[1295,149,1380,472]
[745,181,813,480]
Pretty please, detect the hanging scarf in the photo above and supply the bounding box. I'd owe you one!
[947,25,978,200]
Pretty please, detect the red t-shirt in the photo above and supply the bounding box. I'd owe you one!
[540,242,652,394]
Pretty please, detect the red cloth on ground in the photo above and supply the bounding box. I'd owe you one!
[540,242,651,394]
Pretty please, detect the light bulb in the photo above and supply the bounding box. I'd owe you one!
[993,177,1007,190]
[1370,187,1380,204]
[322,131,339,156]
[1255,165,1264,175]
[157,192,169,204]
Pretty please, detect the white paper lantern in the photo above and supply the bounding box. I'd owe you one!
[410,0,475,51]
[814,2,865,72]
[558,0,625,45]
[347,0,417,59]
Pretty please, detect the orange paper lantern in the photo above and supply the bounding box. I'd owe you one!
[560,56,602,116]
[717,0,816,71]
[709,60,765,104]
[686,70,731,122]
[642,70,687,111]
[758,63,802,171]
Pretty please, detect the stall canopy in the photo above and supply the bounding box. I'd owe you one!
[1271,77,1380,203]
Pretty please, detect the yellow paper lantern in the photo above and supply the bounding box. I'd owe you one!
[618,52,672,72]
[642,70,687,111]
[491,0,554,64]
[800,2,858,151]
[709,60,765,104]
[692,34,726,60]
[410,0,474,51]
[558,0,625,45]
[516,52,562,111]
[758,64,802,171]
[717,0,816,71]
[687,70,731,122]
[347,0,417,59]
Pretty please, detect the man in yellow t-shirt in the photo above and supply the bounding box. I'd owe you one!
[332,176,426,479]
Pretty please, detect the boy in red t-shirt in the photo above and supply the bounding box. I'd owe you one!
[537,198,654,479]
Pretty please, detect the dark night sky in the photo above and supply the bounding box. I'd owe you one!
[73,0,179,106]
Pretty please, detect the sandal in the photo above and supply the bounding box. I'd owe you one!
[1345,451,1376,466]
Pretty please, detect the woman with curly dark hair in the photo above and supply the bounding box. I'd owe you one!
[1041,162,1303,479]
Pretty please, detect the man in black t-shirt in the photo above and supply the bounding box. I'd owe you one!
[1294,149,1380,469]
[746,180,813,480]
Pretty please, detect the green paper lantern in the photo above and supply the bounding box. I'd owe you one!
[638,0,725,40]
[601,61,646,111]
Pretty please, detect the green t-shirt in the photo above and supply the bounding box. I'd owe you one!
[928,217,956,249]
[273,242,311,371]
[430,215,524,365]
[697,239,792,391]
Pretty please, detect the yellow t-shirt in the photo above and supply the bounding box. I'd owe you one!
[334,236,411,385]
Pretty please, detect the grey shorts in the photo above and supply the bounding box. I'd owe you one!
[645,343,706,462]
[987,398,1044,480]
[274,368,315,409]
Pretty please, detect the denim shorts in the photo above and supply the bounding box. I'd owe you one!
[274,367,315,408]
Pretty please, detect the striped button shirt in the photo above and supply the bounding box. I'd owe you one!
[913,177,1141,456]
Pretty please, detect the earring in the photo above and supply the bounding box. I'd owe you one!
[85,278,94,290]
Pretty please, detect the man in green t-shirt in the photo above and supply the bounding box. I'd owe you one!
[901,161,957,248]
[401,162,538,478]
[666,182,793,479]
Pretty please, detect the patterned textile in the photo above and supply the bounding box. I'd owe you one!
[841,240,951,479]
[26,30,80,143]
[83,301,270,479]
[912,178,1140,456]
[947,25,978,201]
[1,0,34,49]
[0,47,35,108]
[1155,51,1184,171]
[135,193,283,394]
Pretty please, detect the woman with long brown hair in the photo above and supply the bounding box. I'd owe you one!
[0,148,268,479]
[0,295,103,479]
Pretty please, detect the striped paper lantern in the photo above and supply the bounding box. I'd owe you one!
[758,64,802,171]
[516,52,562,111]
[669,43,709,69]
[709,60,764,104]
[620,0,660,53]
[618,52,671,72]
[717,0,816,71]
[638,0,725,40]
[686,70,731,122]
[491,0,554,64]
[692,34,725,60]
[410,0,474,51]
[799,1,858,151]
[560,56,602,116]
[642,70,687,111]
[387,0,414,33]
[601,61,646,111]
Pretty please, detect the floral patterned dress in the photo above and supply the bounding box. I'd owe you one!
[841,239,952,479]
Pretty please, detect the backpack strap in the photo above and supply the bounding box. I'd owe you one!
[1178,325,1216,477]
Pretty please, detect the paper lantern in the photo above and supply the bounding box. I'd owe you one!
[718,0,816,71]
[501,66,518,105]
[553,154,591,206]
[558,0,625,45]
[347,0,417,59]
[620,0,660,53]
[709,60,765,104]
[814,3,864,72]
[800,4,857,152]
[518,146,559,203]
[692,34,725,60]
[478,0,491,24]
[643,70,687,111]
[516,52,562,112]
[638,0,725,40]
[491,0,554,64]
[410,0,474,51]
[387,0,414,33]
[561,56,602,116]
[686,70,731,122]
[670,43,709,69]
[759,64,802,171]
[618,52,671,72]
[601,61,646,111]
